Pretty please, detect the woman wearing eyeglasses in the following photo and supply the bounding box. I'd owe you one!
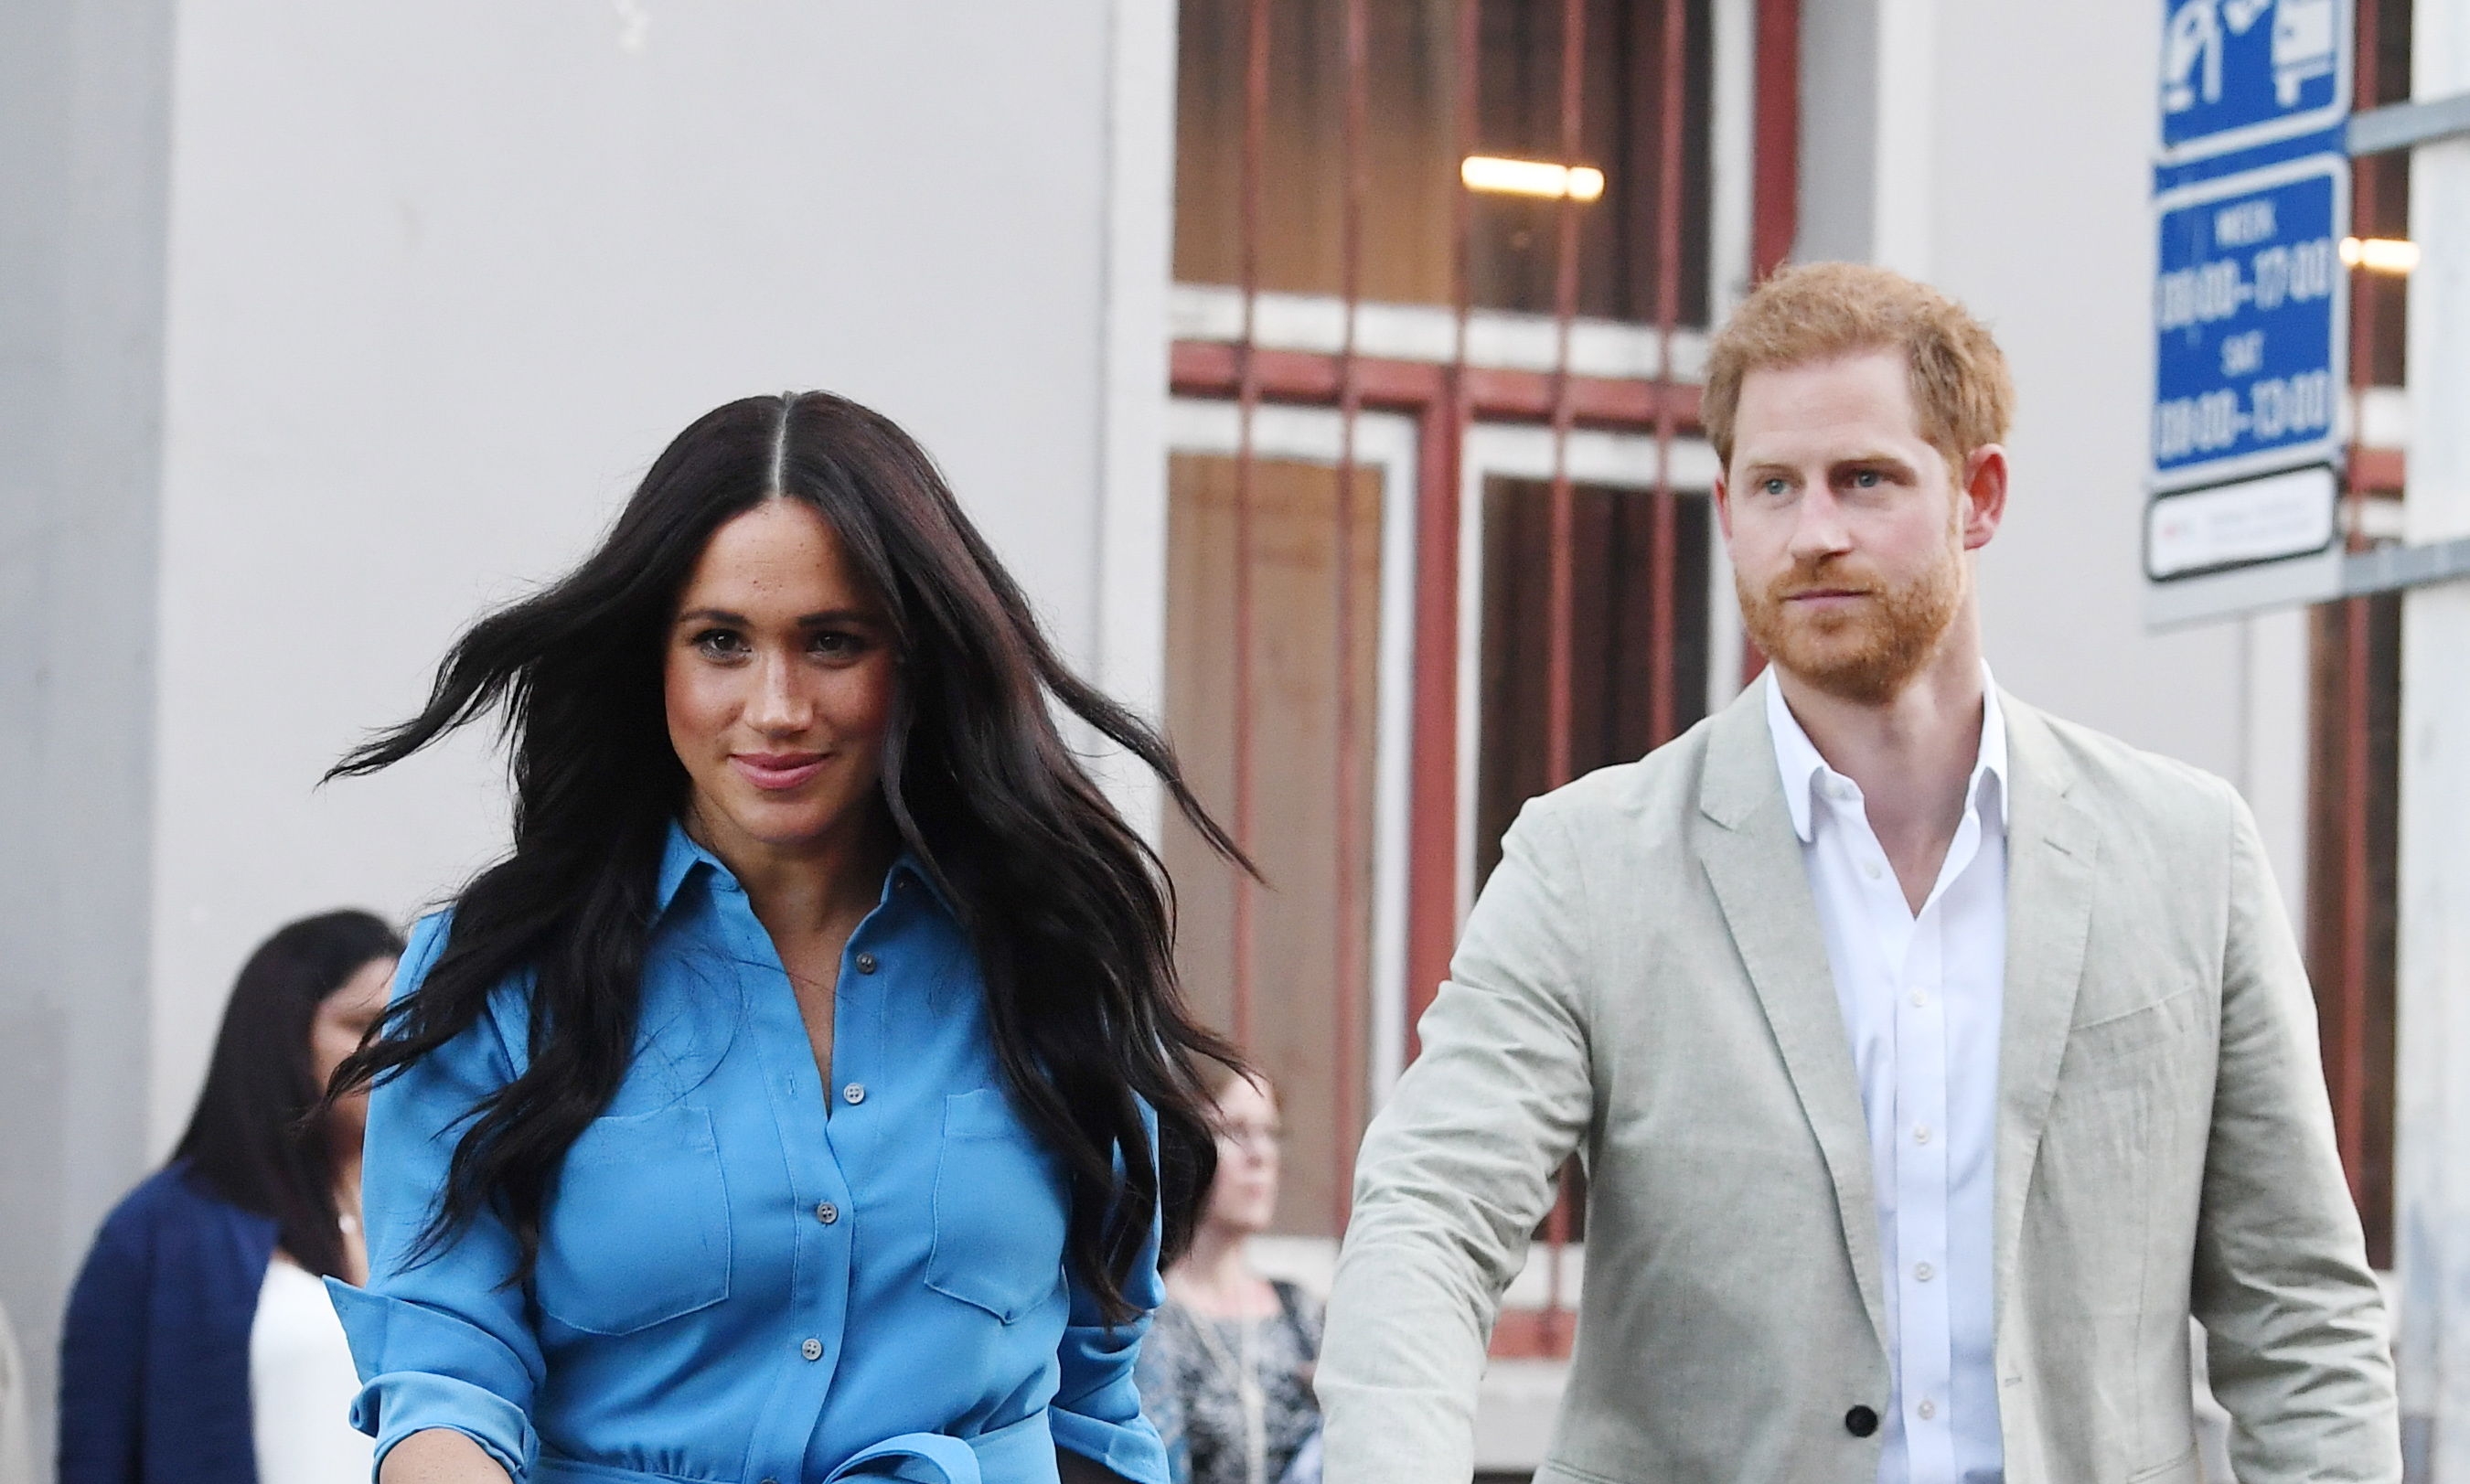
[1137,1070,1322,1484]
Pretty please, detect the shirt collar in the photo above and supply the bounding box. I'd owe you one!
[654,817,955,920]
[1763,664,2010,845]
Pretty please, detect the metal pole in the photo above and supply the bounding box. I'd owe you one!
[1332,0,1371,1235]
[1650,0,1689,746]
[1541,0,1586,1357]
[2333,0,2383,1208]
[1232,0,1269,1052]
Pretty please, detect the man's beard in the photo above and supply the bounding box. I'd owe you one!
[1737,539,1965,706]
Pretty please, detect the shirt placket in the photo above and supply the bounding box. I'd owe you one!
[722,885,861,1484]
[1893,902,1955,1484]
[797,894,902,1479]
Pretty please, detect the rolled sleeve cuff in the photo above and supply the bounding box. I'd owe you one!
[327,1279,540,1479]
[353,1372,537,1481]
[1048,1406,1169,1484]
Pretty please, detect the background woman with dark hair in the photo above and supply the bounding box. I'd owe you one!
[59,909,405,1484]
[323,391,1241,1484]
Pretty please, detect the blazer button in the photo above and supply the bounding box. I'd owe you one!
[1844,1405,1880,1437]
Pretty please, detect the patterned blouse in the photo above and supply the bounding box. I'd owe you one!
[1134,1281,1323,1484]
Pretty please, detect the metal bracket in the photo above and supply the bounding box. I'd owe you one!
[2145,534,2470,630]
[2348,92,2470,156]
[2339,533,2470,598]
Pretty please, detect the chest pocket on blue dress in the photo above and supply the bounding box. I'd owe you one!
[926,1087,1070,1323]
[536,1102,732,1335]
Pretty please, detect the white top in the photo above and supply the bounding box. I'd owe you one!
[250,1258,374,1484]
[1766,668,2009,1484]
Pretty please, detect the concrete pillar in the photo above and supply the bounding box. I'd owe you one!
[0,0,176,1462]
[2393,3,2470,1476]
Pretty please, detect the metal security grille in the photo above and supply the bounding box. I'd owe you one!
[1170,0,1798,1353]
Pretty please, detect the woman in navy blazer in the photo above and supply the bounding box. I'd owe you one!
[59,910,403,1484]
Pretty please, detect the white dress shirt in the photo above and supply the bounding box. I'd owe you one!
[1767,669,2009,1484]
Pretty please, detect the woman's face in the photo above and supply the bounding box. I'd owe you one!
[1204,1074,1282,1235]
[313,956,396,1144]
[664,499,901,861]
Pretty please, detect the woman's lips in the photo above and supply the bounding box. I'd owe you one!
[731,753,827,792]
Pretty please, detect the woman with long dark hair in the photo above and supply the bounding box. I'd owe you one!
[324,391,1242,1484]
[59,909,405,1484]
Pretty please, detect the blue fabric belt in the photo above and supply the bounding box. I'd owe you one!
[534,1413,1056,1484]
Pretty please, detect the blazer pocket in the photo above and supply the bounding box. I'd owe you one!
[926,1088,1069,1323]
[2060,985,2207,1086]
[536,1103,732,1335]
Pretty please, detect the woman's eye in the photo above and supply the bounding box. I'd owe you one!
[692,629,748,658]
[809,630,867,659]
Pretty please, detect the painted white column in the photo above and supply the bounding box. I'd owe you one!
[2240,605,2312,931]
[2394,3,2470,1476]
[1871,0,1938,279]
[1093,0,1179,839]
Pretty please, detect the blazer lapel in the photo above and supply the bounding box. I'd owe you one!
[1992,696,2102,1303]
[1696,685,1890,1352]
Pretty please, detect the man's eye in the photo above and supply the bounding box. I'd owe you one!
[1852,470,1884,488]
[1761,477,1790,496]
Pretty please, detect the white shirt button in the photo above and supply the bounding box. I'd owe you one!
[1915,1261,1935,1282]
[1913,1124,1932,1145]
[842,1083,866,1105]
[1862,860,1884,881]
[1909,988,1929,1009]
[800,1338,824,1361]
[1917,1398,1936,1421]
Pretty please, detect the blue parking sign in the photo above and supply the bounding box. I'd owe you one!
[2159,0,2351,164]
[2151,155,2347,490]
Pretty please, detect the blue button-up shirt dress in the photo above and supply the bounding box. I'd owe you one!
[327,824,1171,1484]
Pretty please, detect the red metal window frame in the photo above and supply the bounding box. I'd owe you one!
[1169,343,1705,1044]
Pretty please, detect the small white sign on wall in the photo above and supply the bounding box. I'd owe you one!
[2145,462,2339,578]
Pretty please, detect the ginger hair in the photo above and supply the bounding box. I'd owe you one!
[1702,262,2015,469]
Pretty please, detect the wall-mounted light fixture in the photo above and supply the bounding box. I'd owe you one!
[1460,155,1606,203]
[2340,236,2421,274]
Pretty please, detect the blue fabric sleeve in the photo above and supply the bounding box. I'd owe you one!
[57,1205,147,1484]
[329,913,544,1480]
[1048,1107,1171,1484]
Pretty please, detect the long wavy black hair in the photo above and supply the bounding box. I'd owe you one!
[327,391,1244,1321]
[178,910,406,1280]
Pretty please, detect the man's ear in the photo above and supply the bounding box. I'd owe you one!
[1957,444,2008,551]
[1713,466,1734,542]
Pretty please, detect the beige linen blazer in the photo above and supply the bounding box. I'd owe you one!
[1319,684,2397,1484]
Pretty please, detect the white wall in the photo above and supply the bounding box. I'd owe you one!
[143,0,1157,1152]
